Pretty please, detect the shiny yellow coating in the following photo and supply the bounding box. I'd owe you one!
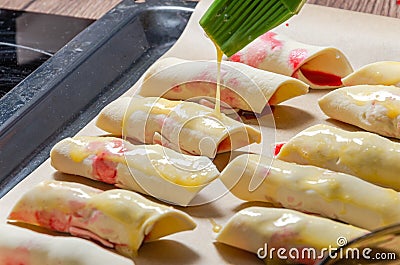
[342,61,400,86]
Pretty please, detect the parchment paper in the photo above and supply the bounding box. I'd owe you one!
[1,0,400,264]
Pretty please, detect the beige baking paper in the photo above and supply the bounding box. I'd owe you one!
[1,0,400,264]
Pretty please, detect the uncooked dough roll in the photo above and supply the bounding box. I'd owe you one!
[319,85,400,139]
[8,180,196,258]
[220,153,400,230]
[342,61,400,86]
[138,57,309,113]
[216,207,368,263]
[0,224,134,265]
[226,31,353,89]
[50,136,220,206]
[277,124,400,190]
[96,96,261,158]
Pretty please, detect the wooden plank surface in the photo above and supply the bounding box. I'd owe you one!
[308,0,400,18]
[0,0,33,10]
[0,0,399,19]
[24,0,121,19]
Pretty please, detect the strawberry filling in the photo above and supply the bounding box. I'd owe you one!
[34,210,71,232]
[273,142,286,156]
[92,153,117,184]
[299,68,343,87]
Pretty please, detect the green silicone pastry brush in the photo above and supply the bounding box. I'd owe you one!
[199,0,307,57]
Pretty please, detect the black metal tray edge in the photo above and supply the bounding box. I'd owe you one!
[0,0,197,197]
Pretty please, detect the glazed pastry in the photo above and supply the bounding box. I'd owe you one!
[50,136,220,206]
[216,207,368,264]
[277,124,400,190]
[342,61,400,86]
[319,85,400,139]
[0,224,134,265]
[226,31,353,89]
[96,96,261,157]
[8,180,196,258]
[138,57,309,113]
[220,153,400,230]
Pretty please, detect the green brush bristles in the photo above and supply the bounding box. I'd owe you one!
[200,0,306,57]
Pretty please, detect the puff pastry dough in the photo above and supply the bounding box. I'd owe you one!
[138,57,309,113]
[277,124,400,190]
[216,207,367,263]
[0,224,134,265]
[342,61,400,86]
[8,180,196,257]
[226,31,353,89]
[96,97,261,157]
[220,153,400,230]
[50,136,220,206]
[319,85,400,139]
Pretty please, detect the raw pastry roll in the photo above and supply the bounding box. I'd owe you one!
[8,180,196,258]
[226,31,353,89]
[138,57,309,113]
[0,224,134,265]
[50,136,220,206]
[96,96,261,157]
[220,154,400,230]
[342,61,400,86]
[216,207,368,264]
[319,85,400,139]
[277,124,400,190]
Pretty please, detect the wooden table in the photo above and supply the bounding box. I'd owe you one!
[0,0,399,19]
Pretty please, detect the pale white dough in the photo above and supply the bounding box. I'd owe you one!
[342,61,400,86]
[221,153,400,230]
[0,224,134,265]
[226,31,353,89]
[96,96,261,157]
[277,124,400,191]
[217,207,367,258]
[8,180,197,257]
[138,57,309,112]
[319,85,400,139]
[50,136,220,206]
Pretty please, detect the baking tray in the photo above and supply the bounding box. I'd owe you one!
[0,8,94,97]
[0,0,196,197]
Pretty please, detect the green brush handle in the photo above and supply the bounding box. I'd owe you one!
[200,0,307,57]
[283,0,307,13]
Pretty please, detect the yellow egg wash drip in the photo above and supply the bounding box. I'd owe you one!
[70,148,90,163]
[122,97,179,138]
[69,138,127,164]
[209,218,222,233]
[382,102,400,119]
[69,140,91,163]
[150,159,203,187]
[214,43,223,116]
[88,190,150,251]
[347,91,400,119]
